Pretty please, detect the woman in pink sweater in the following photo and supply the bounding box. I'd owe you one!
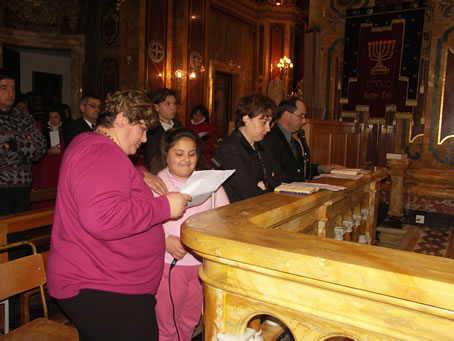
[47,91,191,341]
[148,128,230,341]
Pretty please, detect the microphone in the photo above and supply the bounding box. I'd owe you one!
[297,129,311,161]
[211,157,222,170]
[170,258,178,271]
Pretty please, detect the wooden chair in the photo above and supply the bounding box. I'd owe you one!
[0,241,77,340]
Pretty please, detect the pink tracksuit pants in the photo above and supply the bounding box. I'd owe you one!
[155,263,203,341]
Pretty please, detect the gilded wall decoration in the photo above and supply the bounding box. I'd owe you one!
[330,0,370,16]
[327,10,344,32]
[430,26,454,166]
[0,0,79,33]
[439,48,454,145]
[101,1,120,46]
[101,58,118,99]
[190,51,202,71]
[439,0,454,17]
[148,40,164,63]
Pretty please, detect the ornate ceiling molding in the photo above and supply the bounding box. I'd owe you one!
[210,0,304,24]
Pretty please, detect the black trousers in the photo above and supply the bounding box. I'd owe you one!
[57,289,159,341]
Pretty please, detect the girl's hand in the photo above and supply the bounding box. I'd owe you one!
[166,235,187,260]
[257,181,266,190]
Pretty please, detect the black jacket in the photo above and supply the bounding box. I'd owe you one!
[261,123,319,182]
[215,129,286,203]
[63,117,93,146]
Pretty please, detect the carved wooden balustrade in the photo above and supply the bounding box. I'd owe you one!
[181,168,454,340]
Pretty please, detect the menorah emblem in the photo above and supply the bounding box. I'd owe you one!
[368,40,396,76]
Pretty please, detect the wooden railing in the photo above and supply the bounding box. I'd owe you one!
[181,168,454,340]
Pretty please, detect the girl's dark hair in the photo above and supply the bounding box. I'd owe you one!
[147,128,206,174]
[190,104,210,122]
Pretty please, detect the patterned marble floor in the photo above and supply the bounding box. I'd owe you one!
[377,224,454,259]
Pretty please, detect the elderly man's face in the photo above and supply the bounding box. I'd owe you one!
[80,97,101,124]
[0,78,16,112]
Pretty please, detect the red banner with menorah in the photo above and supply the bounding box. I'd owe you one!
[341,20,415,121]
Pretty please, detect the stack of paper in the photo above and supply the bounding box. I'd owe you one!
[330,168,362,175]
[301,182,346,192]
[274,183,319,195]
[314,173,363,180]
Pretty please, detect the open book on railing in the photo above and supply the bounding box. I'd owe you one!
[274,183,320,195]
[330,168,362,175]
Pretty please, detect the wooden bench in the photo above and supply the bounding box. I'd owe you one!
[0,207,55,263]
[0,207,55,329]
[30,187,57,204]
[30,187,58,210]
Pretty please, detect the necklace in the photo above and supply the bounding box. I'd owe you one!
[95,128,116,143]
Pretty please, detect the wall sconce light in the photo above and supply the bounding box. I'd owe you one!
[175,69,184,79]
[277,56,293,77]
[174,69,197,88]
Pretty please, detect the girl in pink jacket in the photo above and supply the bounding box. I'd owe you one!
[148,128,230,341]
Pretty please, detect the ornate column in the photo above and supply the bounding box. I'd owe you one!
[387,159,410,218]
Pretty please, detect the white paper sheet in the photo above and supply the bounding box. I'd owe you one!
[49,130,60,147]
[181,169,235,207]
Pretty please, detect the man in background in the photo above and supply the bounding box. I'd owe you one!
[64,94,101,145]
[262,97,342,182]
[0,70,47,215]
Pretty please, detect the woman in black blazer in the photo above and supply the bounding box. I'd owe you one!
[215,94,286,203]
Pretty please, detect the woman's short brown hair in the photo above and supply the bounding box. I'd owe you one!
[235,93,276,129]
[100,90,157,128]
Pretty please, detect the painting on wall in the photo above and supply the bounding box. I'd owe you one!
[214,71,233,136]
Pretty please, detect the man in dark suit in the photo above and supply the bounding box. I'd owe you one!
[262,97,341,182]
[64,94,101,145]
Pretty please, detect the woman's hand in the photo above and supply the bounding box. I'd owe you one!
[257,181,266,190]
[143,171,168,195]
[165,192,192,218]
[166,235,187,260]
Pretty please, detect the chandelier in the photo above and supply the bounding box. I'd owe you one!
[277,56,293,76]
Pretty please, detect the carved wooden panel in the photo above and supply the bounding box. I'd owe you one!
[305,119,361,168]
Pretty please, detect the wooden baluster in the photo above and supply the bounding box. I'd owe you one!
[343,209,353,241]
[334,215,344,240]
[352,204,362,242]
[359,199,370,244]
